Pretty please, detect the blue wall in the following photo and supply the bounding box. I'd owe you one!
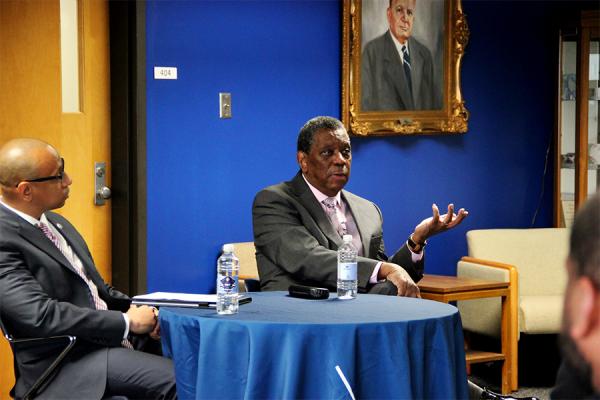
[145,0,576,293]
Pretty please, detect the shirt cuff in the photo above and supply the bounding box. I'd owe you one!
[122,313,130,339]
[408,241,425,262]
[369,262,383,284]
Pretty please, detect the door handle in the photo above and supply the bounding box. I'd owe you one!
[94,162,111,206]
[97,186,112,200]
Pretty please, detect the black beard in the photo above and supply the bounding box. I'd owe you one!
[559,330,593,381]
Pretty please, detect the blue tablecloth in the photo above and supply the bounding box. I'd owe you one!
[160,292,468,399]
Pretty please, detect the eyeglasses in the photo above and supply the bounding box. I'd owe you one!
[17,158,65,187]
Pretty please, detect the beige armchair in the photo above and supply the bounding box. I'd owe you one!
[456,228,569,390]
[457,228,569,339]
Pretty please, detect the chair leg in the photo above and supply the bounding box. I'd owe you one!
[500,295,510,394]
[499,287,518,393]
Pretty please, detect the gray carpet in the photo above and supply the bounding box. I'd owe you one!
[470,374,554,399]
[512,386,552,399]
[467,333,561,399]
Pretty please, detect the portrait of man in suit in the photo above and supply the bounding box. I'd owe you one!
[361,0,444,111]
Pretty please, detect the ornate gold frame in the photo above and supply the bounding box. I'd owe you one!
[342,0,469,136]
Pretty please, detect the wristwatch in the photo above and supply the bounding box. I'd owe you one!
[407,234,427,253]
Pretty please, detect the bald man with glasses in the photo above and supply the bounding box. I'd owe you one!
[16,157,65,185]
[0,138,176,400]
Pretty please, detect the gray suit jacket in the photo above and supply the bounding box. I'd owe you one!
[252,172,424,291]
[361,31,438,111]
[0,204,131,399]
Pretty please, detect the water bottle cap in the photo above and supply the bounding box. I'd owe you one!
[342,234,353,242]
[222,243,234,253]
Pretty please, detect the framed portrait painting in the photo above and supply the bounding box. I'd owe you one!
[342,0,469,136]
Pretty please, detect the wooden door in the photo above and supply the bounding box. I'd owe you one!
[0,1,111,397]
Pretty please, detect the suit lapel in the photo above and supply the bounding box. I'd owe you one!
[342,191,372,257]
[408,37,423,108]
[383,31,414,109]
[45,214,101,287]
[0,207,78,275]
[46,214,92,266]
[46,214,112,308]
[20,222,74,270]
[290,172,343,248]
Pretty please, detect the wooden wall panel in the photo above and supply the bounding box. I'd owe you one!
[0,1,111,398]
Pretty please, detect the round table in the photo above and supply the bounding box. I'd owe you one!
[159,291,468,399]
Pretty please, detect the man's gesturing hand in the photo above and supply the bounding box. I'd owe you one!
[412,203,468,244]
[126,305,158,334]
[378,262,421,298]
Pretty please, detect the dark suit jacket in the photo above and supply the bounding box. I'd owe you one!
[551,359,599,399]
[361,31,438,111]
[252,171,424,292]
[0,204,131,399]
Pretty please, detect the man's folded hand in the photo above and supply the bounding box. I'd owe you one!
[126,305,158,334]
[378,262,420,298]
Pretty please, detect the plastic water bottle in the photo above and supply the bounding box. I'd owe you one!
[337,234,357,299]
[217,243,239,314]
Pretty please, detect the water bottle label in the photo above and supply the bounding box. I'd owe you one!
[217,275,238,294]
[338,262,357,280]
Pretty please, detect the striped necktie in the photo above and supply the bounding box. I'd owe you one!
[322,198,364,255]
[401,44,413,98]
[322,197,347,238]
[37,222,133,349]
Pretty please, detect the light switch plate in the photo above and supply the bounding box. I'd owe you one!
[219,92,232,119]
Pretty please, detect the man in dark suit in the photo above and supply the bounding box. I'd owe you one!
[0,138,176,399]
[252,116,467,296]
[361,0,439,111]
[551,192,600,399]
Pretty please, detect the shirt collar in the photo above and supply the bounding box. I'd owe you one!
[0,200,47,226]
[302,174,342,206]
[389,30,409,62]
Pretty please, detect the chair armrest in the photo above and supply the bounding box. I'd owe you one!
[243,278,261,292]
[10,335,76,400]
[239,275,261,293]
[239,274,260,292]
[459,256,517,284]
[461,256,518,276]
[459,255,518,319]
[457,257,519,340]
[457,257,519,300]
[10,335,75,346]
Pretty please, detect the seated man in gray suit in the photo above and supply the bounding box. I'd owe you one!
[252,116,467,296]
[0,138,176,399]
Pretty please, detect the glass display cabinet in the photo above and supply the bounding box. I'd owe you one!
[555,10,599,227]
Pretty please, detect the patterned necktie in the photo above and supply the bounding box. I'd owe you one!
[37,222,133,349]
[401,44,413,98]
[322,198,347,238]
